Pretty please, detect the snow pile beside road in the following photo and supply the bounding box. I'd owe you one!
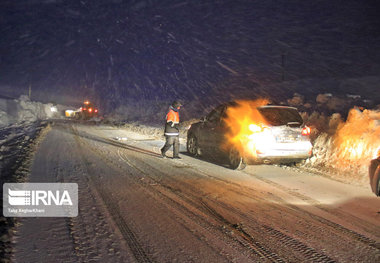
[303,108,380,185]
[0,95,61,127]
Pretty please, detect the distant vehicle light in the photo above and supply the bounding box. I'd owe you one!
[302,126,311,136]
[84,101,90,105]
[82,108,87,111]
[65,110,75,117]
[88,108,93,112]
[94,109,98,113]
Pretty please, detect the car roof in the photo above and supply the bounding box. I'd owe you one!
[258,105,298,110]
[222,101,298,111]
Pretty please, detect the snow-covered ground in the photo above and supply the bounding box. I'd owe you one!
[0,121,49,261]
[0,94,68,182]
[9,122,380,262]
[0,94,378,261]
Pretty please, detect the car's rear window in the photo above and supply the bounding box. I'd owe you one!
[258,107,303,126]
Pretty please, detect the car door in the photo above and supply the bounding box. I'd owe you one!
[198,105,227,156]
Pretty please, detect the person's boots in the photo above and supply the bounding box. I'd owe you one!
[160,149,167,159]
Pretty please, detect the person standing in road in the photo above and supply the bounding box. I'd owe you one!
[161,100,182,159]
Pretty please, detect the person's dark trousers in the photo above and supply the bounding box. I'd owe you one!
[161,135,180,157]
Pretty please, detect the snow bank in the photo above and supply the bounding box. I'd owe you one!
[0,95,62,127]
[303,107,380,185]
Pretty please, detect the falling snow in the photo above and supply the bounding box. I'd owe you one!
[0,0,379,114]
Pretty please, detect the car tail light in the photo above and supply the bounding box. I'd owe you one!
[302,126,311,136]
[83,108,87,111]
[89,108,93,112]
[94,109,98,113]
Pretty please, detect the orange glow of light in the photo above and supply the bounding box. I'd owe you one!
[223,99,270,157]
[375,147,380,159]
[84,101,90,105]
[334,108,380,165]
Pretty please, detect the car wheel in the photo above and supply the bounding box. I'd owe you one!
[229,146,246,170]
[187,134,199,156]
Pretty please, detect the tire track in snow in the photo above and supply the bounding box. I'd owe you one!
[75,126,278,262]
[75,124,379,262]
[243,170,380,249]
[77,125,335,262]
[72,125,154,263]
[115,143,337,262]
[112,140,376,262]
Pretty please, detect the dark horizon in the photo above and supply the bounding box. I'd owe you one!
[1,0,379,109]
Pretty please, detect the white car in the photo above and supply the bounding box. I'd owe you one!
[187,102,313,170]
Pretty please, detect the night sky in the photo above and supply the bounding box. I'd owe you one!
[1,0,379,110]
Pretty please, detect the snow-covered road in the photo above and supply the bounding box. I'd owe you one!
[12,122,380,262]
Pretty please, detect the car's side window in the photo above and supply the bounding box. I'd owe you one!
[206,110,216,122]
[207,111,219,123]
[220,107,229,127]
[206,106,225,125]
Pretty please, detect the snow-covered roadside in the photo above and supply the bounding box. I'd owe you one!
[0,122,50,262]
[0,95,63,260]
[0,94,63,184]
[302,108,380,186]
[0,95,60,261]
[0,95,64,128]
[0,95,65,182]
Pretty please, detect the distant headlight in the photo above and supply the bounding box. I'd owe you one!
[50,106,57,112]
